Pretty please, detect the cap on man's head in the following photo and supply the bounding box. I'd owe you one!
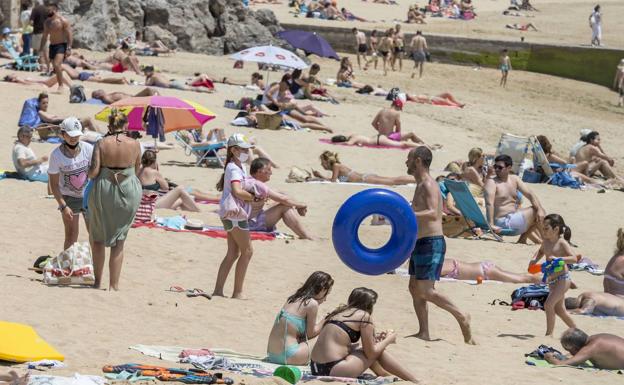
[2,27,11,35]
[60,117,83,137]
[392,98,404,110]
[227,133,254,149]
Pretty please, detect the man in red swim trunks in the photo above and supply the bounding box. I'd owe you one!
[40,0,72,92]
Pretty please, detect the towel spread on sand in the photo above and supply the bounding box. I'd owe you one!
[29,374,106,385]
[319,138,410,150]
[525,356,623,374]
[393,267,502,284]
[303,180,416,188]
[129,345,397,385]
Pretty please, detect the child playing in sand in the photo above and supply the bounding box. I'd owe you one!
[528,214,578,336]
[499,49,511,88]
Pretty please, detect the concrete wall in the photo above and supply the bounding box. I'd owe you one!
[282,23,624,88]
[0,0,19,29]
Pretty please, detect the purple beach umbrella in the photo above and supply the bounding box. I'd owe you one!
[276,30,340,60]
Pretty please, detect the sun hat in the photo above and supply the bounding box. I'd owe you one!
[227,133,254,149]
[2,27,11,35]
[59,117,83,137]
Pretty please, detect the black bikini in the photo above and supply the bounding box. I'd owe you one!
[310,320,362,376]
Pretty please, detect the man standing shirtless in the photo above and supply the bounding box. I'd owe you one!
[352,28,369,70]
[371,99,437,149]
[40,0,72,92]
[484,154,545,244]
[410,31,428,79]
[406,146,475,344]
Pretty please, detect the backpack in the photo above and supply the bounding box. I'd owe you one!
[385,87,400,101]
[69,85,86,104]
[511,284,549,309]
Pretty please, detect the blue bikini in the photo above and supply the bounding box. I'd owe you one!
[267,309,308,364]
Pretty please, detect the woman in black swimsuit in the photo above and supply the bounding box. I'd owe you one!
[309,288,417,381]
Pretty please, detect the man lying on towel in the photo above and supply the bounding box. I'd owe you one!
[565,291,624,317]
[544,328,624,370]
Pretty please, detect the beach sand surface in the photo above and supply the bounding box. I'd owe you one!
[0,47,623,385]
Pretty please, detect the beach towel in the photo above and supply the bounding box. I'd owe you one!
[132,216,279,241]
[129,345,397,385]
[18,98,41,127]
[319,138,409,150]
[29,374,106,385]
[85,98,105,105]
[303,180,415,188]
[525,356,623,374]
[194,198,219,205]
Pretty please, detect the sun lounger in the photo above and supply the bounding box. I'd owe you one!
[444,180,516,241]
[1,41,39,71]
[173,132,226,167]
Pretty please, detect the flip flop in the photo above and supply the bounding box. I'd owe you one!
[186,288,212,300]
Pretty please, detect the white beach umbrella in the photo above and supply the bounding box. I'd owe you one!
[230,45,309,70]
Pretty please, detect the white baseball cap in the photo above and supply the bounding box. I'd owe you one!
[227,133,254,149]
[60,117,83,137]
[579,128,592,138]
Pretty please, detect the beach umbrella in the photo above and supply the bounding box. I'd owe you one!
[94,96,216,132]
[276,30,339,60]
[230,45,309,70]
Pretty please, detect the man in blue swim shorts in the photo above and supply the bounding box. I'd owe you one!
[484,154,546,244]
[406,146,475,344]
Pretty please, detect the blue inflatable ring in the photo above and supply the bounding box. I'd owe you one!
[332,188,418,275]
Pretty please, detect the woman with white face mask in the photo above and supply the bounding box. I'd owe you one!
[213,133,257,299]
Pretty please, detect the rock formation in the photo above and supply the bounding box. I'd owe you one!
[60,0,282,54]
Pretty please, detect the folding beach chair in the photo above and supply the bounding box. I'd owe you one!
[529,137,554,178]
[495,133,532,177]
[173,131,226,167]
[1,41,39,71]
[444,180,517,242]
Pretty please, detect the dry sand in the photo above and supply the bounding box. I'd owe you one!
[1,13,624,385]
[264,0,624,49]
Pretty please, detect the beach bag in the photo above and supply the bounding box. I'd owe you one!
[549,171,581,189]
[69,85,86,103]
[511,284,549,309]
[256,112,282,130]
[43,242,95,286]
[286,167,311,183]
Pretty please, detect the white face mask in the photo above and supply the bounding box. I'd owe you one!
[237,151,249,163]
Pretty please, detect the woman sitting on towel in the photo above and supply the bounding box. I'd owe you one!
[330,133,423,148]
[310,288,418,382]
[138,150,219,212]
[313,151,413,185]
[441,258,541,283]
[267,271,334,365]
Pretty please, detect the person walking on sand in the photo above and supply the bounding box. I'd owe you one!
[48,118,93,251]
[499,49,512,87]
[410,31,427,79]
[406,147,475,344]
[589,5,602,47]
[213,134,257,299]
[40,0,72,93]
[352,28,369,70]
[87,110,142,291]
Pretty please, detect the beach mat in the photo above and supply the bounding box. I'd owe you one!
[319,138,409,150]
[525,356,623,374]
[129,345,397,385]
[132,222,278,241]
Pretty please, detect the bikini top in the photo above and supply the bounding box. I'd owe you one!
[142,182,161,191]
[327,320,361,343]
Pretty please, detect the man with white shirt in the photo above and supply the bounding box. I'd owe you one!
[12,126,48,182]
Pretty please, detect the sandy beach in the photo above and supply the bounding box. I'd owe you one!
[1,3,624,384]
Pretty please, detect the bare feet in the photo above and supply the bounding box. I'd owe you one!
[231,292,247,300]
[212,290,225,297]
[459,313,476,345]
[409,330,432,341]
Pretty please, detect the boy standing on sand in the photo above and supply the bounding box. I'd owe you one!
[40,0,72,93]
[499,49,511,88]
[406,147,476,344]
[352,28,369,70]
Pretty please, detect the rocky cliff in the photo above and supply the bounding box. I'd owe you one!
[61,0,282,54]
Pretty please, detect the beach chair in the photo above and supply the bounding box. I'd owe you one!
[444,180,517,242]
[1,41,39,72]
[495,133,532,177]
[173,131,226,167]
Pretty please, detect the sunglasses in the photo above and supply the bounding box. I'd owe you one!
[493,165,506,171]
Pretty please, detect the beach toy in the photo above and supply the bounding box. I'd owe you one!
[476,276,483,285]
[273,366,301,385]
[0,321,64,362]
[82,179,93,210]
[528,263,542,274]
[332,189,417,275]
[541,258,565,282]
